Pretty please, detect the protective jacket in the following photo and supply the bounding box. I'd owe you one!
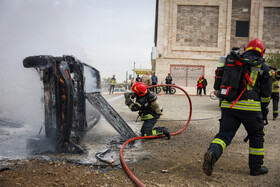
[272,77,280,93]
[128,91,162,121]
[221,51,272,112]
[126,90,170,138]
[110,78,116,85]
[197,78,203,88]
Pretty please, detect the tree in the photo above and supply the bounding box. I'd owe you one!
[265,52,280,69]
[101,77,112,92]
[102,77,111,84]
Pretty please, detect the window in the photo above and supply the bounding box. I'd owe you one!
[236,21,249,37]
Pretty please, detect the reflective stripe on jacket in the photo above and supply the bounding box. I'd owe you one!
[110,78,116,85]
[221,100,261,111]
[220,52,272,111]
[272,79,280,93]
[129,91,162,121]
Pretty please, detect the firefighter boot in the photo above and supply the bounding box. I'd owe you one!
[162,127,171,140]
[273,113,278,120]
[250,166,268,176]
[203,151,217,176]
[152,127,171,140]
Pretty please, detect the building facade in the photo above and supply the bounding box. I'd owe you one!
[152,0,280,94]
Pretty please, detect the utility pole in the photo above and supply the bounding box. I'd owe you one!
[126,71,128,90]
[133,62,136,78]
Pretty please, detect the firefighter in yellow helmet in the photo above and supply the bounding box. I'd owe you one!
[203,38,272,176]
[124,82,171,139]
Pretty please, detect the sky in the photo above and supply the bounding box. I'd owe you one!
[0,0,156,83]
[0,0,156,124]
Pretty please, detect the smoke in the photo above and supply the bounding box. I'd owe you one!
[0,0,154,159]
[0,0,90,158]
[0,0,84,123]
[0,0,156,85]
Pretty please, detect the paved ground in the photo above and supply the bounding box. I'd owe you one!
[1,92,279,187]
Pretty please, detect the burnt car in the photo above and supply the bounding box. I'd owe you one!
[23,55,136,152]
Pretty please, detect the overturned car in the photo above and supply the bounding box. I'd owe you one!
[23,55,136,152]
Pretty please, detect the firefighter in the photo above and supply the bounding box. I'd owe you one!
[271,69,280,120]
[109,75,116,94]
[197,77,203,95]
[203,38,272,176]
[124,82,171,139]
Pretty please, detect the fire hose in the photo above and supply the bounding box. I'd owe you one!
[120,84,192,187]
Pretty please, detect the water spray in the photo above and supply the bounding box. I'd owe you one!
[107,94,125,103]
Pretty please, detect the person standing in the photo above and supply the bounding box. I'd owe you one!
[165,73,172,94]
[109,75,116,94]
[130,77,135,89]
[124,82,171,139]
[136,74,141,82]
[151,72,158,93]
[140,72,152,87]
[197,77,203,95]
[203,38,272,176]
[270,68,280,120]
[202,75,208,95]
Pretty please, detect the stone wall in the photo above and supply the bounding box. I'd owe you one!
[154,0,280,94]
[263,7,280,49]
[176,5,219,47]
[155,0,229,94]
[230,0,251,51]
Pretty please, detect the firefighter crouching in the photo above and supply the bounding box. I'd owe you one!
[270,67,280,120]
[203,38,272,176]
[124,82,171,139]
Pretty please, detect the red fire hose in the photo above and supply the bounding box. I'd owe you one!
[120,84,193,187]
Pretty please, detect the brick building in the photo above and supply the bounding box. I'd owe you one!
[152,0,280,94]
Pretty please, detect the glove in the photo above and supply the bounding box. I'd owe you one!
[262,107,269,121]
[156,109,163,118]
[124,92,132,106]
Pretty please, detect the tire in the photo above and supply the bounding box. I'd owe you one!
[156,87,162,94]
[170,88,176,94]
[23,56,50,68]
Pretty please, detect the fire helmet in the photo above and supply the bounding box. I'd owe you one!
[245,38,266,56]
[131,82,147,96]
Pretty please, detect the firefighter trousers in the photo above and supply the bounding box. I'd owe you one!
[208,108,265,170]
[271,93,279,118]
[141,117,166,137]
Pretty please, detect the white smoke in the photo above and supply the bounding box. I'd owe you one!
[0,0,154,159]
[0,0,85,123]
